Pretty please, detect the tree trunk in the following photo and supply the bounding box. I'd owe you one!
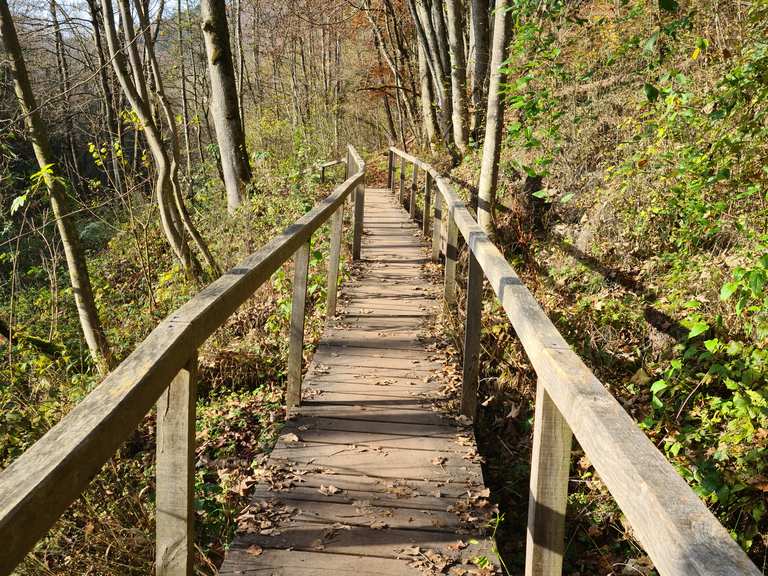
[470,0,490,133]
[477,0,509,233]
[418,42,438,145]
[0,0,114,375]
[177,0,193,180]
[200,0,251,214]
[101,0,202,280]
[445,0,469,153]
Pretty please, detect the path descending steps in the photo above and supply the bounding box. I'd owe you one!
[220,188,497,575]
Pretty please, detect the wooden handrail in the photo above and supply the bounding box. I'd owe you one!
[387,147,760,576]
[0,147,365,575]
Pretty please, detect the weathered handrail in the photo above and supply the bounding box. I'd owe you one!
[0,146,366,575]
[387,147,760,576]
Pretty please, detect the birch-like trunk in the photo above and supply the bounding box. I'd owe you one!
[200,0,252,214]
[445,0,469,152]
[470,0,490,133]
[477,0,509,233]
[0,0,114,375]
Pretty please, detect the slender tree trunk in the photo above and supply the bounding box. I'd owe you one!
[200,0,251,213]
[418,42,438,145]
[445,0,469,152]
[101,0,201,279]
[87,0,125,199]
[470,0,490,133]
[0,0,114,375]
[177,0,193,180]
[477,0,509,233]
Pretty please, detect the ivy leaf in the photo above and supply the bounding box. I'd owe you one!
[643,83,660,102]
[687,321,709,339]
[650,380,668,395]
[719,281,739,301]
[659,0,679,11]
[704,338,720,353]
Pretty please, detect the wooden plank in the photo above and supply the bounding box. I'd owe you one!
[525,382,572,576]
[388,147,761,576]
[423,172,432,236]
[353,181,365,261]
[0,155,366,575]
[410,163,418,219]
[220,548,423,575]
[398,155,406,206]
[155,356,197,576]
[461,252,482,418]
[285,416,458,438]
[443,212,458,307]
[326,206,344,318]
[287,242,311,408]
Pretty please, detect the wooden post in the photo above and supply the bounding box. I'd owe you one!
[156,354,197,576]
[398,155,406,206]
[287,242,311,408]
[431,187,442,261]
[320,165,326,184]
[410,163,418,219]
[444,211,458,305]
[461,252,482,417]
[525,380,572,576]
[423,172,432,235]
[387,150,394,190]
[326,206,343,318]
[352,178,365,261]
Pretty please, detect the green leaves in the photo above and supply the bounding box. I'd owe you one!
[687,321,709,339]
[720,281,739,300]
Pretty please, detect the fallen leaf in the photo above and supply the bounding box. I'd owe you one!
[281,433,300,443]
[319,484,342,495]
[246,545,263,557]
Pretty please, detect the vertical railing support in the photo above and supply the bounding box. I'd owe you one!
[525,380,572,576]
[431,186,442,261]
[156,354,197,576]
[410,163,418,219]
[423,172,432,235]
[320,165,326,184]
[461,251,482,417]
[398,155,406,206]
[287,242,311,408]
[326,206,344,317]
[387,149,394,190]
[444,210,458,305]
[352,177,365,261]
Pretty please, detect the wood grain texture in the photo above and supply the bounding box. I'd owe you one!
[388,147,761,576]
[155,356,197,576]
[461,252,482,418]
[218,188,497,575]
[525,382,572,576]
[0,151,365,575]
[287,242,311,408]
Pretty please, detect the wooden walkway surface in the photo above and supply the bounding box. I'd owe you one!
[220,188,498,575]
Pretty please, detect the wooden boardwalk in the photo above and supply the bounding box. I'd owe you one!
[220,188,498,575]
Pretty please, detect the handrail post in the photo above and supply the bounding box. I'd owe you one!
[444,210,458,305]
[320,165,326,184]
[398,155,406,206]
[423,172,432,235]
[461,251,482,417]
[387,149,394,190]
[525,379,572,576]
[431,187,441,261]
[156,354,197,576]
[352,176,365,261]
[327,206,344,317]
[410,163,418,219]
[287,242,311,408]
